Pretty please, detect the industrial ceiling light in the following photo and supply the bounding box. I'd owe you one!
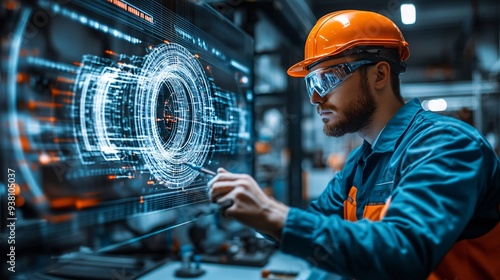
[422,99,448,112]
[401,3,416,25]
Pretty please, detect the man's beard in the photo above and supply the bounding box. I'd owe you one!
[321,76,377,137]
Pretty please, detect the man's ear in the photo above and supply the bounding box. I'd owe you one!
[373,61,391,90]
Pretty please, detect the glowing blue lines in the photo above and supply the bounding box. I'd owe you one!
[230,59,250,74]
[26,56,78,72]
[73,44,216,189]
[137,43,214,188]
[41,1,142,44]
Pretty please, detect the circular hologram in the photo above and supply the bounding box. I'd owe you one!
[136,43,214,188]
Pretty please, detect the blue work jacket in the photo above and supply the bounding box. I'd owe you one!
[281,99,500,279]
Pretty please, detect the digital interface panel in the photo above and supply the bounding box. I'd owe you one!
[1,0,253,250]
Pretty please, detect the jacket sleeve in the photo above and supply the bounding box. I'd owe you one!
[280,126,491,279]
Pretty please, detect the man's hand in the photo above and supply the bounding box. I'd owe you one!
[208,168,290,241]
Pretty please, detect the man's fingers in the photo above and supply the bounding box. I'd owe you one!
[211,172,248,183]
[209,188,232,202]
[209,181,238,201]
[207,170,236,188]
[209,179,251,198]
[207,172,250,190]
[216,198,235,218]
[217,167,228,173]
[209,180,248,199]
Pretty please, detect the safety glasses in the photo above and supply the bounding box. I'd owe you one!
[304,60,374,101]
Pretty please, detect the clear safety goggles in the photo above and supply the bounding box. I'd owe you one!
[304,60,374,101]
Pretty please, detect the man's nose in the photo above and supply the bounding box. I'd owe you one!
[310,91,324,105]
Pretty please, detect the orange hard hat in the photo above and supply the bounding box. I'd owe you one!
[288,10,410,77]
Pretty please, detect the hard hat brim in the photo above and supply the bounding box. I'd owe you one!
[287,41,409,78]
[287,54,331,78]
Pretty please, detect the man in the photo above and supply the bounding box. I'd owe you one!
[208,10,500,279]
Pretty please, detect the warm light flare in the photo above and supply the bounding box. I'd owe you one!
[27,101,63,110]
[75,198,100,210]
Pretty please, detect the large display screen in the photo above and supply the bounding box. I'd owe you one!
[0,0,254,269]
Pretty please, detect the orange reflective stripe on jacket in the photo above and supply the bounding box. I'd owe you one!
[343,186,388,221]
[343,186,358,222]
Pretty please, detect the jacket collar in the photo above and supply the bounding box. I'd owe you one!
[370,98,422,153]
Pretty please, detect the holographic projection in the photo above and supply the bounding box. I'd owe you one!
[75,43,216,189]
[0,0,253,251]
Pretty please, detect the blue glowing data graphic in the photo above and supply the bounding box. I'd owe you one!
[1,0,254,233]
[74,43,218,189]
